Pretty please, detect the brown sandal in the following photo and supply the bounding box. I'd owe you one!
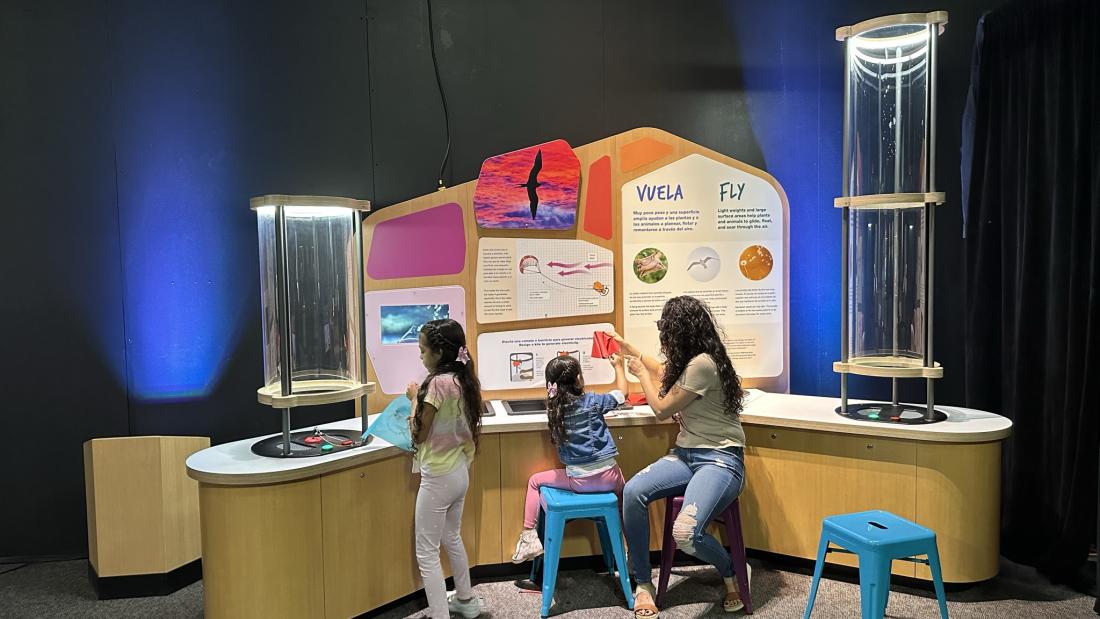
[723,590,744,613]
[633,588,659,618]
[723,563,751,613]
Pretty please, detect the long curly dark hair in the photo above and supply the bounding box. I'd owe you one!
[544,355,584,446]
[412,319,483,449]
[658,296,744,419]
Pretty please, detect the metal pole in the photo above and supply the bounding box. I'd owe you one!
[353,210,370,436]
[840,39,852,414]
[925,26,938,420]
[274,204,295,455]
[281,408,291,455]
[892,45,903,410]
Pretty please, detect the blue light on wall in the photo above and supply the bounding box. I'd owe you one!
[120,152,250,400]
[726,0,844,397]
[112,3,252,401]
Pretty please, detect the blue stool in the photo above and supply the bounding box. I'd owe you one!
[803,510,949,619]
[529,487,634,617]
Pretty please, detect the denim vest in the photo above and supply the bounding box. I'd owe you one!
[555,391,622,466]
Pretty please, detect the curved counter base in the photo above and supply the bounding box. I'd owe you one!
[188,393,1010,618]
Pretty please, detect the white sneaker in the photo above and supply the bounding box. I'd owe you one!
[511,528,544,563]
[447,591,484,618]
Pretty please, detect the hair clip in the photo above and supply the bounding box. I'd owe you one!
[546,382,558,398]
[457,346,471,364]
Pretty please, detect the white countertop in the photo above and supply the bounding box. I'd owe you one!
[186,391,1012,485]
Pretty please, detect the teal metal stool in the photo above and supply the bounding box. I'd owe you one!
[529,487,633,617]
[803,510,949,619]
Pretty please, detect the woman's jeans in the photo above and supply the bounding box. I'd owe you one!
[623,446,745,585]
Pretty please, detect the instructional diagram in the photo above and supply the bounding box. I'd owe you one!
[478,323,615,391]
[621,154,784,378]
[477,238,614,323]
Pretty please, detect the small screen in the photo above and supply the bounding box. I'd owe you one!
[380,304,450,345]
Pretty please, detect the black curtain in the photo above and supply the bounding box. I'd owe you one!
[962,0,1100,589]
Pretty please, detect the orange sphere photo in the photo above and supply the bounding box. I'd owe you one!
[738,245,773,280]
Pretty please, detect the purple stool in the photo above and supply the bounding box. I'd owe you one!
[656,496,753,613]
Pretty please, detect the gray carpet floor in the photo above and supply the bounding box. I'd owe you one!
[0,558,1094,618]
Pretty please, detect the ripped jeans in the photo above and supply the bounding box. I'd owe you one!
[623,446,745,585]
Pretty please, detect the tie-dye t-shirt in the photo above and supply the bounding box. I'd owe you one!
[413,373,476,477]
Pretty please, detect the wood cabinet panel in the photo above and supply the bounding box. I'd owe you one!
[915,441,1001,582]
[742,426,918,577]
[200,479,324,619]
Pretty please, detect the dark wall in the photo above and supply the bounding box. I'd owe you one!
[1,2,128,559]
[1,0,1002,559]
[1,0,372,559]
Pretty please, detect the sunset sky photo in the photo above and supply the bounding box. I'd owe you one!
[474,139,580,229]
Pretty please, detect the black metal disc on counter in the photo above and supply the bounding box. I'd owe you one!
[835,403,947,425]
[250,429,372,458]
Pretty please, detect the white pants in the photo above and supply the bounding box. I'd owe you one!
[415,465,473,619]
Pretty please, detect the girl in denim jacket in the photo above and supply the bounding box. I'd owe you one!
[511,353,629,563]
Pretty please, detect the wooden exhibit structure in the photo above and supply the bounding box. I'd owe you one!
[84,435,209,597]
[187,128,1009,619]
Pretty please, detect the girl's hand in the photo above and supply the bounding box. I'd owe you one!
[405,381,419,402]
[609,352,623,366]
[625,355,646,377]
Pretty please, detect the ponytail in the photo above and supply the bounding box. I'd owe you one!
[544,356,584,445]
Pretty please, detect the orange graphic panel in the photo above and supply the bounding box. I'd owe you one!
[618,137,673,172]
[583,155,613,240]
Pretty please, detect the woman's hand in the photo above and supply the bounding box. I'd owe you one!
[604,329,639,357]
[405,381,419,402]
[625,355,647,378]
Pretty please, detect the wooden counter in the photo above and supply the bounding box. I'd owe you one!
[187,392,1011,618]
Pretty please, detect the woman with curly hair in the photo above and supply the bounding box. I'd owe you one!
[608,295,748,618]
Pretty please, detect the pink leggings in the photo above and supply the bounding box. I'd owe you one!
[523,466,626,528]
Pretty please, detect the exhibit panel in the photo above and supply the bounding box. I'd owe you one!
[359,127,791,417]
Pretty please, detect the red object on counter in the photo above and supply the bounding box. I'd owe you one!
[626,392,648,406]
[591,331,620,359]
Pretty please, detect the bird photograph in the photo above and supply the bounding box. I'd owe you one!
[516,149,543,219]
[472,139,579,229]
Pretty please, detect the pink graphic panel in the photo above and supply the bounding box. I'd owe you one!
[474,139,580,230]
[365,286,467,395]
[367,203,466,280]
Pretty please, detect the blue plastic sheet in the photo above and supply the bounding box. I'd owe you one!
[363,395,414,451]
